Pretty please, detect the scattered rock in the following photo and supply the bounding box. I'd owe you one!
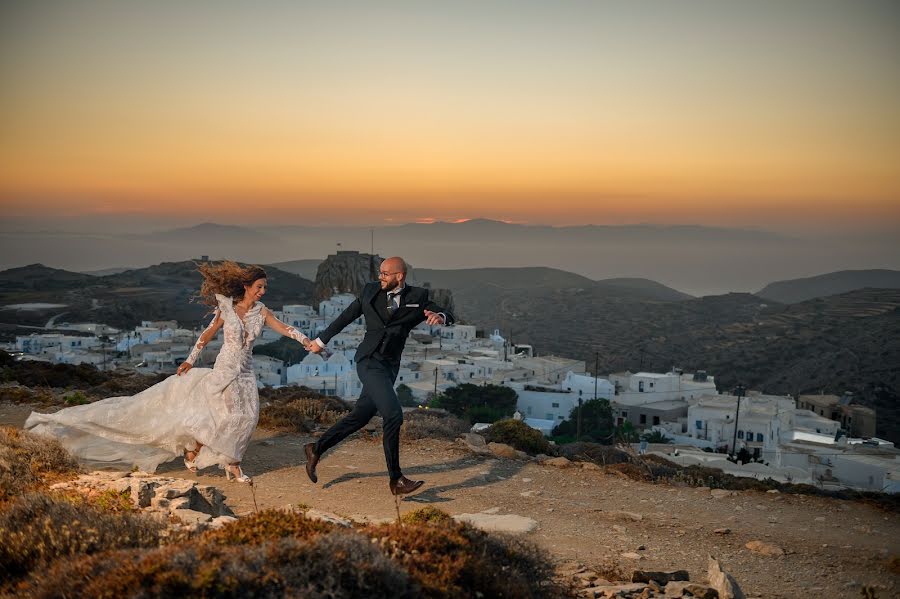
[664,581,719,598]
[488,442,520,459]
[305,509,352,527]
[48,471,235,530]
[582,582,648,598]
[602,510,644,522]
[631,569,689,584]
[708,555,746,599]
[581,462,602,471]
[621,552,644,560]
[714,527,732,535]
[710,489,733,499]
[745,540,785,557]
[544,456,572,468]
[454,512,538,534]
[173,508,213,525]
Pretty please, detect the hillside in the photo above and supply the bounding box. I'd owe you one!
[267,259,324,281]
[758,269,900,303]
[473,287,900,443]
[0,261,314,330]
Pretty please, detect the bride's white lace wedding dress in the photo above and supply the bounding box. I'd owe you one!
[25,294,307,472]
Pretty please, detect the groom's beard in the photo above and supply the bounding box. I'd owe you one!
[382,279,400,291]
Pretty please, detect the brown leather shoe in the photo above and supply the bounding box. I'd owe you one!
[389,475,424,496]
[304,442,319,483]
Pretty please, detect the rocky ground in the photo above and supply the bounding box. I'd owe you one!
[4,402,898,599]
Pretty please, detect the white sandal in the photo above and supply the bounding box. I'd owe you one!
[225,464,252,484]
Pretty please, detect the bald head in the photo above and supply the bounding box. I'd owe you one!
[379,256,408,291]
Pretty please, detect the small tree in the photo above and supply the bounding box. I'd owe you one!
[396,384,418,407]
[552,398,614,443]
[430,383,517,424]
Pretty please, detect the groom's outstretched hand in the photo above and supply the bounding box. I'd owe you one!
[424,310,445,325]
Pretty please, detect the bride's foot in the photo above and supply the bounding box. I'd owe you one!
[225,464,252,484]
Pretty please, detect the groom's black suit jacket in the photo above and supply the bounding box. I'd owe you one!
[318,282,454,363]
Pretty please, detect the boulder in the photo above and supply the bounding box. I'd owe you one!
[708,556,746,599]
[488,442,520,459]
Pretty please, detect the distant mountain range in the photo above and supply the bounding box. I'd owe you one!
[4,219,897,296]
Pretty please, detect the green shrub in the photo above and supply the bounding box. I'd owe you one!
[484,419,556,456]
[0,492,164,583]
[24,533,415,598]
[0,426,81,502]
[63,391,90,406]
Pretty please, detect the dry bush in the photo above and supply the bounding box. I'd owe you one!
[484,419,557,456]
[86,372,165,397]
[366,520,565,599]
[401,410,468,441]
[22,533,415,599]
[559,442,633,465]
[0,426,81,502]
[0,492,164,584]
[0,384,55,405]
[258,385,349,409]
[258,398,349,431]
[201,508,337,546]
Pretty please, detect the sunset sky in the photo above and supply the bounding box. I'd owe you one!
[1,1,899,229]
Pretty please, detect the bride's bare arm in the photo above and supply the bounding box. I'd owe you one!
[177,310,224,374]
[263,308,312,348]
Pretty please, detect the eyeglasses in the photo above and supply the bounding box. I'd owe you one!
[378,271,402,278]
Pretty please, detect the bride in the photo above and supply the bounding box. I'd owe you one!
[25,261,311,483]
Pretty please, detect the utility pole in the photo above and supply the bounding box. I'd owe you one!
[730,384,746,458]
[433,367,439,394]
[576,398,583,439]
[594,351,599,400]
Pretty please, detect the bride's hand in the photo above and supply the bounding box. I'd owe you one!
[176,362,192,376]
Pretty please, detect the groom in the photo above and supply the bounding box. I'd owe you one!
[305,256,454,495]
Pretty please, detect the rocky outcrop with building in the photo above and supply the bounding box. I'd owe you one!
[314,251,383,303]
[314,251,456,316]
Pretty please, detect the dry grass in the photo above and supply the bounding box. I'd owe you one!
[365,519,567,599]
[0,426,81,504]
[20,533,414,599]
[0,492,164,585]
[401,410,469,441]
[258,397,350,432]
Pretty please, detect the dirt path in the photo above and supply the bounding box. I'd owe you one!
[5,404,898,599]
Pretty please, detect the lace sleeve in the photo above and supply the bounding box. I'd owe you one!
[285,325,309,345]
[185,309,219,365]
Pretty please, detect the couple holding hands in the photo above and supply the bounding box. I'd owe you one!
[26,256,453,496]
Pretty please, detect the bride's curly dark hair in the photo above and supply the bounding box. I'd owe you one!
[196,261,267,307]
